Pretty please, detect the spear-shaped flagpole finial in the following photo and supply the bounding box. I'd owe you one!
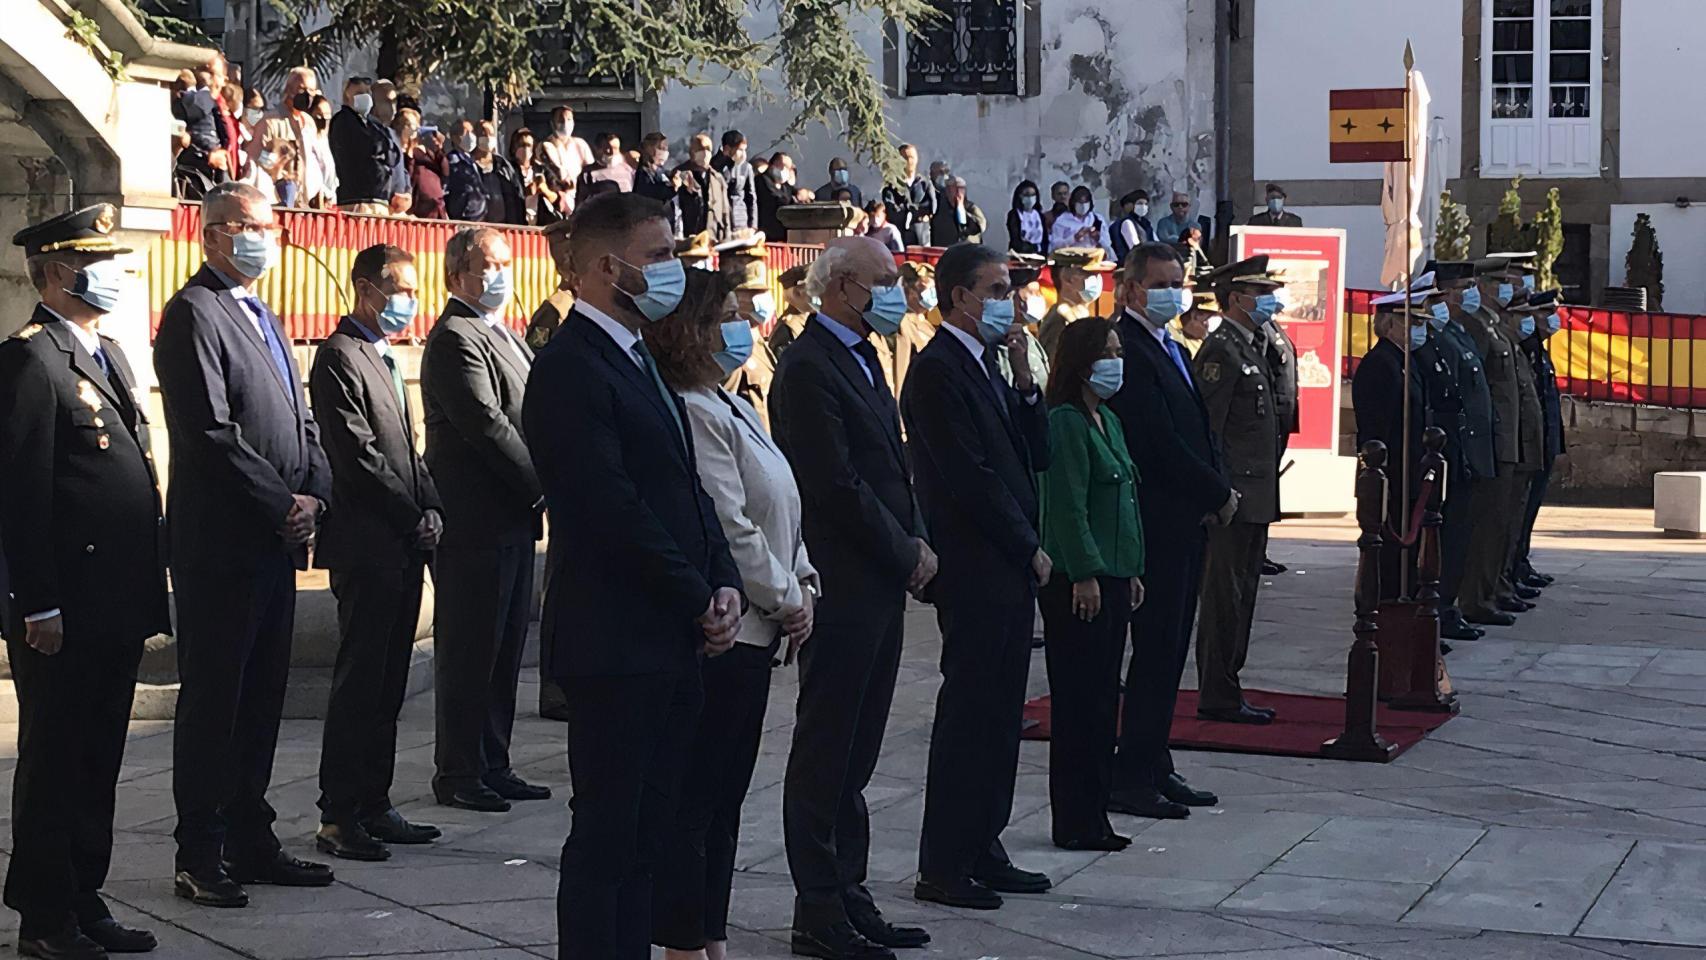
[1404,40,1415,72]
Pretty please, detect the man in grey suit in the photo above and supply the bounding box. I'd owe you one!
[422,226,550,813]
[309,244,444,861]
[154,181,335,907]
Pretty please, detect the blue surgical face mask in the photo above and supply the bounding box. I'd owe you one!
[615,256,686,323]
[1429,301,1450,329]
[1019,193,1037,211]
[1409,320,1428,349]
[1081,274,1104,302]
[1268,197,1285,215]
[750,291,776,325]
[1250,292,1281,325]
[377,292,417,334]
[478,267,511,312]
[229,229,279,280]
[975,298,1016,345]
[714,319,754,376]
[1497,282,1514,306]
[831,168,849,186]
[1144,287,1187,325]
[1459,286,1481,314]
[1519,315,1536,338]
[66,259,128,314]
[861,282,908,336]
[919,285,939,312]
[1523,274,1536,292]
[1546,311,1561,334]
[1088,357,1124,399]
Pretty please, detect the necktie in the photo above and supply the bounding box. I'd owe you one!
[851,340,887,395]
[496,322,532,371]
[378,345,408,413]
[241,295,297,404]
[631,341,686,444]
[982,346,1015,423]
[1163,334,1193,387]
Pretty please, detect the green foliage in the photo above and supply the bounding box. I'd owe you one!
[265,0,932,178]
[1435,189,1472,261]
[1486,175,1531,255]
[66,11,128,82]
[119,0,219,47]
[1626,213,1665,311]
[1532,187,1564,292]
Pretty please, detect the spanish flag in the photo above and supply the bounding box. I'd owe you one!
[1330,88,1407,163]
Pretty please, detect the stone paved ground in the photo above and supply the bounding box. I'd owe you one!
[3,506,1706,959]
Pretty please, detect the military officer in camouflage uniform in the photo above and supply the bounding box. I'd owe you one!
[1257,275,1298,576]
[525,219,576,352]
[1421,262,1498,640]
[1191,256,1285,724]
[719,236,780,431]
[1511,290,1566,589]
[0,205,168,959]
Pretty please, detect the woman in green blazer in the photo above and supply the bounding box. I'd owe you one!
[1038,315,1147,851]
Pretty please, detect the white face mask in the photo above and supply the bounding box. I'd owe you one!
[352,92,373,116]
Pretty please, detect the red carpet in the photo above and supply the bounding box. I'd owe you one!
[1020,689,1453,760]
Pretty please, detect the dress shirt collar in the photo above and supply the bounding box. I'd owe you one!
[577,298,642,363]
[449,293,505,328]
[207,263,255,300]
[940,320,986,364]
[814,311,865,350]
[40,305,102,356]
[1124,306,1172,344]
[344,315,390,355]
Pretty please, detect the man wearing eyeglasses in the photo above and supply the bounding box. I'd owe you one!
[154,181,336,908]
[1155,192,1197,245]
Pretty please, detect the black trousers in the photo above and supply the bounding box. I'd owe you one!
[558,667,702,960]
[1438,472,1477,609]
[433,542,533,792]
[1114,523,1205,794]
[1196,521,1270,712]
[918,591,1035,881]
[5,630,140,937]
[1514,461,1554,575]
[783,587,906,929]
[652,643,773,950]
[1039,576,1128,844]
[1499,468,1537,597]
[172,554,296,871]
[317,560,426,823]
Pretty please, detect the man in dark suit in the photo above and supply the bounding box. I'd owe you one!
[771,236,938,960]
[901,243,1053,911]
[1105,242,1236,820]
[881,143,935,248]
[421,226,550,813]
[1,206,168,959]
[757,152,797,241]
[522,192,743,960]
[1354,291,1433,601]
[308,245,444,861]
[155,181,335,906]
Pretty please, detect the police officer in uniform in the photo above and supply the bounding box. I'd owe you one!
[1355,288,1433,602]
[1512,290,1565,588]
[1192,257,1284,723]
[0,205,168,958]
[1423,263,1497,640]
[1458,258,1530,625]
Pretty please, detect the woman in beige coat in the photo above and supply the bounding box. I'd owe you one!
[646,269,819,960]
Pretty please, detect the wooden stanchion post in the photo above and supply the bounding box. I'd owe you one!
[1389,427,1459,712]
[1324,441,1399,762]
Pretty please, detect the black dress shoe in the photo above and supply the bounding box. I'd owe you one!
[1521,573,1551,589]
[1055,832,1131,852]
[173,868,248,908]
[361,808,441,844]
[1464,608,1517,627]
[972,860,1051,894]
[1439,610,1484,641]
[1262,558,1287,575]
[1162,773,1219,807]
[1197,703,1274,725]
[434,785,511,812]
[18,930,107,960]
[1440,641,1453,655]
[1514,585,1542,600]
[1243,701,1277,720]
[1107,790,1190,819]
[224,851,334,887]
[848,910,930,949]
[1495,596,1533,613]
[790,922,895,959]
[913,876,1002,910]
[316,823,389,862]
[81,918,156,954]
[483,771,552,801]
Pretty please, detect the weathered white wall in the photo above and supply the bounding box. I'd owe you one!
[655,0,1219,229]
[1618,0,1706,180]
[1253,0,1462,183]
[1608,205,1706,314]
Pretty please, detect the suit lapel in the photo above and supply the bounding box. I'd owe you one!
[570,311,687,461]
[44,320,125,410]
[341,319,413,441]
[198,267,296,401]
[805,317,905,462]
[477,315,532,384]
[937,333,1032,479]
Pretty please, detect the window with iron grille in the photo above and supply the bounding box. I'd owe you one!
[904,0,1021,96]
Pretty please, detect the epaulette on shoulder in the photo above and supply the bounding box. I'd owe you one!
[11,323,43,340]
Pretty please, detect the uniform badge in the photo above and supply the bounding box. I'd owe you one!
[77,380,103,411]
[1201,363,1222,383]
[97,434,110,450]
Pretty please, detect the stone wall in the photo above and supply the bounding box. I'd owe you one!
[1554,398,1706,506]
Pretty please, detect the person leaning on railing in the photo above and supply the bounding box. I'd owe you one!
[1036,314,1146,853]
